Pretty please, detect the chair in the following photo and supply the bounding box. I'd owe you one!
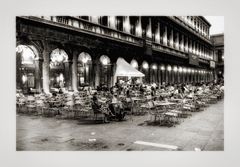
[26,96,36,114]
[91,101,106,123]
[145,101,162,124]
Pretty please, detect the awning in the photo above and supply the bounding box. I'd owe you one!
[115,58,145,77]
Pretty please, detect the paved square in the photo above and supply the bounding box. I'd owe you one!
[16,100,223,151]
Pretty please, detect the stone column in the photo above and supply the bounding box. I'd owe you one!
[71,52,78,92]
[193,41,195,54]
[16,51,22,89]
[155,22,160,43]
[175,32,179,50]
[146,17,152,39]
[94,61,100,88]
[189,39,192,53]
[163,26,168,46]
[34,57,43,93]
[180,34,184,51]
[91,16,99,24]
[112,63,117,86]
[185,37,188,53]
[108,16,116,29]
[196,43,199,55]
[123,16,130,34]
[64,60,72,90]
[135,17,142,37]
[42,45,50,94]
[170,29,174,47]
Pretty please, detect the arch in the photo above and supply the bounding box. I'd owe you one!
[150,63,158,84]
[16,44,39,93]
[16,45,38,64]
[77,52,93,87]
[50,48,68,67]
[173,66,178,84]
[159,64,166,85]
[141,61,149,83]
[100,55,111,65]
[99,55,111,87]
[16,38,43,59]
[49,48,69,90]
[78,52,92,63]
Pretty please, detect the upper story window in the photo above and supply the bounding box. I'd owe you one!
[80,16,89,21]
[99,16,108,26]
[116,16,123,31]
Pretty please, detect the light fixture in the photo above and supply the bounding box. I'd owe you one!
[131,60,138,68]
[183,68,187,73]
[22,75,27,84]
[143,62,149,69]
[160,65,165,71]
[100,55,110,66]
[16,45,23,53]
[167,66,172,71]
[178,67,183,73]
[59,73,64,82]
[173,66,178,72]
[152,64,157,70]
[82,56,88,64]
[187,68,191,73]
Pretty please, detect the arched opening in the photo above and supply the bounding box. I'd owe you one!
[160,64,166,85]
[141,61,149,84]
[16,45,38,94]
[99,55,111,88]
[166,65,172,84]
[173,66,178,84]
[150,63,158,84]
[49,48,69,91]
[77,52,92,88]
[178,67,183,83]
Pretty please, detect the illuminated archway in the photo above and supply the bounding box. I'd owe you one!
[99,55,111,87]
[16,45,38,93]
[77,52,92,87]
[141,61,149,84]
[150,63,158,84]
[49,48,69,90]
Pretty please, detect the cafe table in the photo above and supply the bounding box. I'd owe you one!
[131,97,143,115]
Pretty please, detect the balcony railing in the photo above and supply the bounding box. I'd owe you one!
[36,16,144,46]
[152,42,188,59]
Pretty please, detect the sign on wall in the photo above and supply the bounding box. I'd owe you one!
[210,61,216,68]
[189,54,199,66]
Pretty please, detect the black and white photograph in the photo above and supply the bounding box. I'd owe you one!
[16,16,224,151]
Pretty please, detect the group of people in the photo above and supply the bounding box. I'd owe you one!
[91,92,127,123]
[91,79,224,123]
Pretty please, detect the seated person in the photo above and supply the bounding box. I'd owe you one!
[92,93,110,123]
[109,94,126,121]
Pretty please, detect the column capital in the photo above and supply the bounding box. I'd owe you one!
[34,57,43,62]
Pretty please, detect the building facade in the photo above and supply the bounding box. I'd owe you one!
[211,33,224,80]
[16,16,216,94]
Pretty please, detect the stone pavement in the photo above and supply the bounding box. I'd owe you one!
[16,100,224,151]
